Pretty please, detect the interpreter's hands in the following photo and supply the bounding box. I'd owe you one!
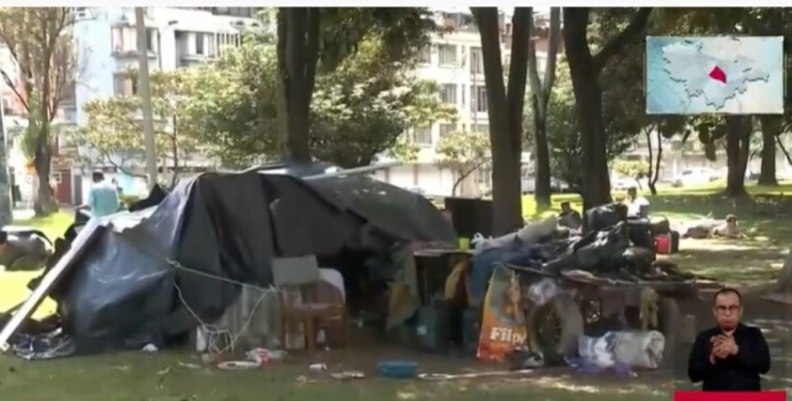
[711,335,738,358]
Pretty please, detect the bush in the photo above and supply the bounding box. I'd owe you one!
[119,194,141,210]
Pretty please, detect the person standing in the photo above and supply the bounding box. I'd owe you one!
[84,170,120,218]
[687,288,770,391]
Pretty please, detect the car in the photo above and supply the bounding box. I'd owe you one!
[671,167,717,187]
[612,176,641,191]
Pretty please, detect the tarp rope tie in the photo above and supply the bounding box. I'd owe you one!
[167,258,275,355]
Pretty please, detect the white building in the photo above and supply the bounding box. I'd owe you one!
[61,7,264,202]
[374,8,552,197]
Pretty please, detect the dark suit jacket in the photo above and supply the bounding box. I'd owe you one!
[688,323,770,391]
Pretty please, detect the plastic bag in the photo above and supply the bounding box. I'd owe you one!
[611,330,665,369]
[527,278,557,306]
[577,332,618,368]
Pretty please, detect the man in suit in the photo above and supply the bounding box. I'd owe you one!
[688,288,770,391]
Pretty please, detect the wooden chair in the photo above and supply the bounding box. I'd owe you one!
[272,257,350,353]
[278,281,350,353]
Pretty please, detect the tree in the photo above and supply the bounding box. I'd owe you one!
[276,8,437,163]
[436,130,490,196]
[185,30,451,169]
[527,8,561,208]
[655,8,790,194]
[612,159,649,184]
[641,116,689,194]
[472,7,532,235]
[562,7,652,210]
[525,59,644,195]
[75,70,199,186]
[309,35,455,167]
[0,8,77,216]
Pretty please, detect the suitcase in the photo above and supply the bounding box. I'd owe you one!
[669,230,680,253]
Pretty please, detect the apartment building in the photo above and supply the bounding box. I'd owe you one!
[0,45,26,116]
[375,8,556,196]
[58,7,264,202]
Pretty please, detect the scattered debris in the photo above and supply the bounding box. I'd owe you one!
[245,348,285,366]
[141,343,158,353]
[309,363,327,372]
[178,362,201,369]
[217,361,259,370]
[330,371,366,381]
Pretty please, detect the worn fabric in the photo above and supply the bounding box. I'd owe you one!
[688,323,771,391]
[88,181,120,217]
[386,245,419,330]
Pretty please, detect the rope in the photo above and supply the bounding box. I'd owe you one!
[167,258,277,355]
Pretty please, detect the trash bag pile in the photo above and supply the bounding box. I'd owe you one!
[468,202,707,303]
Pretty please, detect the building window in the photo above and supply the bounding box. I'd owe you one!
[213,7,254,18]
[113,73,137,96]
[471,85,488,113]
[111,27,156,53]
[440,84,456,105]
[438,44,457,66]
[439,123,456,137]
[147,28,156,53]
[473,124,489,134]
[470,47,483,74]
[195,33,205,55]
[413,126,432,145]
[418,45,431,64]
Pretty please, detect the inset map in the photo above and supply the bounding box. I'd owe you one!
[646,36,784,115]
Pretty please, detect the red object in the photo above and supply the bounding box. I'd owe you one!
[675,391,785,401]
[654,235,671,255]
[709,66,727,83]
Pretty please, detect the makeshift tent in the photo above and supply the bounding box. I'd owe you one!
[2,168,455,358]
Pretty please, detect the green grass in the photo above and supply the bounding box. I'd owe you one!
[0,211,72,317]
[2,187,792,401]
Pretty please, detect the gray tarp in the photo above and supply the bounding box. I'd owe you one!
[13,168,455,357]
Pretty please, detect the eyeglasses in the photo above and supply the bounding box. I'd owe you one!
[715,305,741,314]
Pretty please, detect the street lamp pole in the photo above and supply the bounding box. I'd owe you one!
[0,99,12,226]
[135,7,158,188]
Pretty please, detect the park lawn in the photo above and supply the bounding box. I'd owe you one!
[2,186,791,400]
[0,211,73,317]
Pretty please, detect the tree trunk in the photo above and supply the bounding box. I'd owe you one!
[276,8,321,163]
[527,7,560,210]
[33,125,56,216]
[532,100,552,208]
[562,8,651,212]
[472,7,529,235]
[648,130,663,195]
[758,115,779,186]
[563,45,611,210]
[0,104,13,226]
[724,116,751,198]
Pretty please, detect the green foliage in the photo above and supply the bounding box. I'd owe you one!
[525,61,635,191]
[435,130,490,175]
[311,36,455,167]
[191,32,455,168]
[612,159,649,178]
[76,69,200,174]
[183,38,279,168]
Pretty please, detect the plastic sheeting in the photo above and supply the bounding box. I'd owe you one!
[11,168,455,359]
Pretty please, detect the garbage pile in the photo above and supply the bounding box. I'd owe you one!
[468,202,709,304]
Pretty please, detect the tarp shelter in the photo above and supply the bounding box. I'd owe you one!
[2,167,455,358]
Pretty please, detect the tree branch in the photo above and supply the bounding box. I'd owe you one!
[591,8,653,72]
[0,68,29,112]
